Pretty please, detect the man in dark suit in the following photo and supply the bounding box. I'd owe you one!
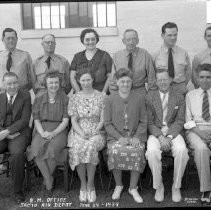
[145,69,189,203]
[0,72,31,203]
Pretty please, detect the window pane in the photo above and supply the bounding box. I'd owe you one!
[60,5,66,28]
[22,3,33,29]
[97,3,106,27]
[51,4,60,28]
[92,3,97,27]
[207,1,211,23]
[41,4,50,29]
[107,2,116,27]
[34,6,41,29]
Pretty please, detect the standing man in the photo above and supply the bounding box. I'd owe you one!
[33,34,71,96]
[0,28,35,93]
[0,72,31,203]
[109,28,156,95]
[185,63,211,203]
[153,22,191,96]
[145,69,189,203]
[192,26,211,88]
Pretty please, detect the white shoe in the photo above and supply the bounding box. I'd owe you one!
[112,186,123,200]
[128,187,143,203]
[87,190,96,203]
[172,186,182,202]
[155,183,164,202]
[79,190,87,202]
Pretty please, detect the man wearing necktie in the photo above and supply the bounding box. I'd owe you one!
[0,72,31,204]
[33,34,71,96]
[185,63,211,203]
[109,28,156,96]
[192,26,211,88]
[145,69,189,203]
[0,28,35,93]
[153,22,191,96]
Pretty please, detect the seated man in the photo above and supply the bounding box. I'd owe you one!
[185,63,211,203]
[145,69,189,203]
[0,72,31,203]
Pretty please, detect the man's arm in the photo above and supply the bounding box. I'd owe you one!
[185,51,192,85]
[191,55,200,88]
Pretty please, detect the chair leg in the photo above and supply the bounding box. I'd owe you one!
[25,160,31,192]
[107,172,113,191]
[64,159,69,192]
[70,170,76,190]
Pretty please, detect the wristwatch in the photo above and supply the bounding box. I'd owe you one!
[167,135,173,140]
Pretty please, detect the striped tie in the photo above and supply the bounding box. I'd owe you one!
[202,90,210,122]
[162,93,168,125]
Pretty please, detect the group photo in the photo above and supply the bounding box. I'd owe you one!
[0,0,211,209]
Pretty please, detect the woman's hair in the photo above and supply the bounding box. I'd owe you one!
[115,68,133,80]
[80,28,99,44]
[75,67,95,82]
[43,70,62,87]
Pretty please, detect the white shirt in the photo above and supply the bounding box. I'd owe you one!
[159,91,169,126]
[185,87,211,129]
[6,92,17,104]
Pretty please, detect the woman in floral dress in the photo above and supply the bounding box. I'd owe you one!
[68,68,105,203]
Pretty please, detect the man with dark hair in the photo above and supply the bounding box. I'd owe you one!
[192,26,211,88]
[0,27,35,93]
[0,72,31,203]
[109,28,157,96]
[153,22,191,96]
[185,63,211,203]
[145,69,189,203]
[33,34,71,96]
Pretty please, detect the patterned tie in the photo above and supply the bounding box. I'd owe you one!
[45,56,51,69]
[8,95,13,111]
[162,93,168,125]
[202,90,210,122]
[128,52,133,71]
[6,52,12,72]
[168,48,175,79]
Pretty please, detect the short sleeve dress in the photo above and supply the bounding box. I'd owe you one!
[27,90,69,162]
[70,48,112,92]
[67,90,105,170]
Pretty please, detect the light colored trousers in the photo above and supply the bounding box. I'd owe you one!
[186,130,211,192]
[146,134,189,189]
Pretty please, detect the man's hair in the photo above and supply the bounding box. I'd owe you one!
[75,67,95,82]
[162,22,178,34]
[43,70,62,87]
[80,28,99,44]
[115,68,133,80]
[197,64,211,74]
[42,34,56,41]
[123,29,138,38]
[3,72,18,81]
[2,28,17,39]
[155,68,169,78]
[204,26,211,37]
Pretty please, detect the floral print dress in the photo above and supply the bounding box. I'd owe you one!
[67,90,105,170]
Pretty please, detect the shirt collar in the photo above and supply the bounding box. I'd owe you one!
[43,54,55,62]
[162,44,177,53]
[5,48,17,55]
[159,90,169,98]
[198,87,211,96]
[125,47,139,57]
[6,92,18,103]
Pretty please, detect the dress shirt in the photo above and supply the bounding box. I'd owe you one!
[0,48,34,92]
[33,54,71,94]
[185,87,211,129]
[6,92,17,104]
[111,47,156,90]
[192,47,211,88]
[153,44,191,85]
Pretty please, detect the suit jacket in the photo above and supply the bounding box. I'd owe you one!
[0,89,31,134]
[145,88,185,138]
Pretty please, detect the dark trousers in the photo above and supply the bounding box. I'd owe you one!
[0,127,31,193]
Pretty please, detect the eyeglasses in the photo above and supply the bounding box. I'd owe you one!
[84,37,96,42]
[43,41,56,45]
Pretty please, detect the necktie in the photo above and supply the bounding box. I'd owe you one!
[6,52,12,72]
[45,56,51,69]
[168,48,175,79]
[202,90,210,122]
[162,93,168,125]
[8,95,13,111]
[128,52,133,71]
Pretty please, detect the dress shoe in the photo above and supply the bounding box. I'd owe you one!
[14,191,25,204]
[155,183,164,202]
[201,191,211,203]
[128,187,143,203]
[79,190,87,202]
[87,190,96,203]
[112,186,123,200]
[172,186,182,202]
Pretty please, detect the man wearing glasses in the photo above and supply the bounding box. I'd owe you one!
[33,34,71,96]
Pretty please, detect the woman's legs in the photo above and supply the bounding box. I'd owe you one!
[86,163,96,191]
[76,164,87,190]
[113,169,123,186]
[130,171,140,189]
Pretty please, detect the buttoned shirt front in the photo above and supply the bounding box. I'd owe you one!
[0,48,34,92]
[33,54,71,95]
[111,47,156,90]
[192,47,211,88]
[185,87,211,129]
[153,44,191,85]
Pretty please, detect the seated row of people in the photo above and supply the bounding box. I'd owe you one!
[0,63,211,205]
